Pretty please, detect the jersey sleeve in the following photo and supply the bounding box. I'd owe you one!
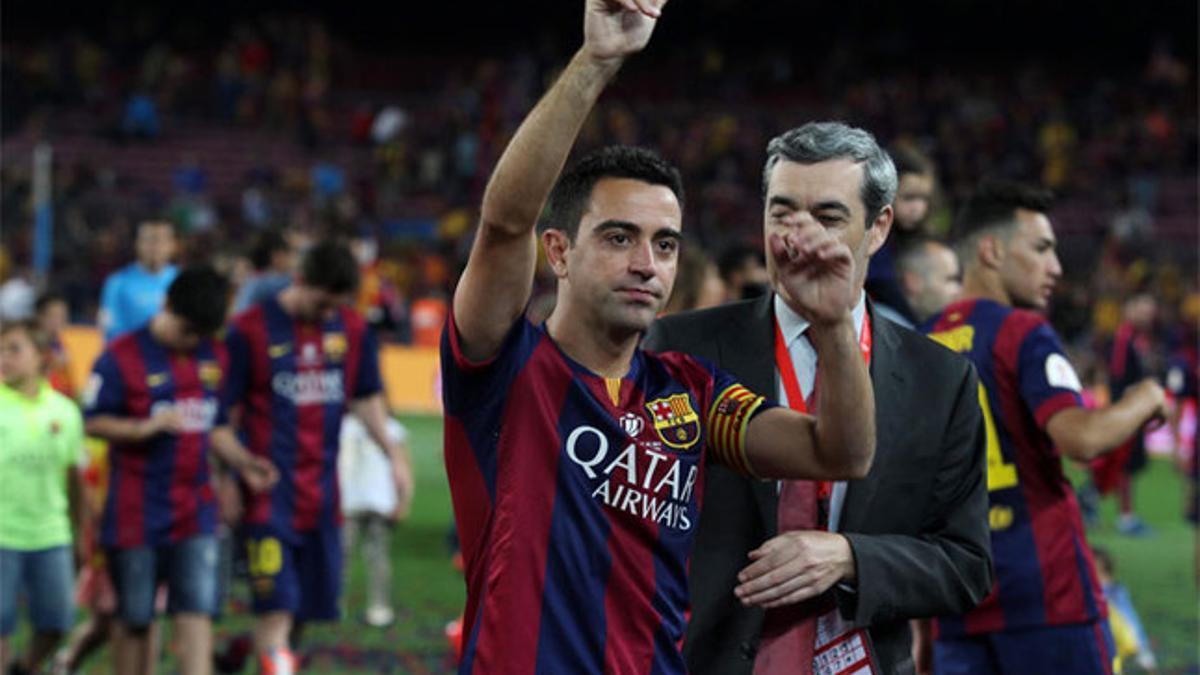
[704,366,777,477]
[352,325,384,399]
[1016,321,1085,429]
[82,351,128,419]
[440,310,541,418]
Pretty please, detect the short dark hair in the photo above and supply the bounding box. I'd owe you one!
[249,229,290,271]
[716,244,765,284]
[35,291,67,315]
[952,179,1054,247]
[300,239,359,294]
[0,320,51,354]
[166,265,231,336]
[544,146,684,240]
[891,145,935,179]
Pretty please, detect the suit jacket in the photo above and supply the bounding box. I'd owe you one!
[643,294,992,674]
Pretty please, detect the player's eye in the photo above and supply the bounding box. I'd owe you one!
[609,233,631,246]
[657,239,679,254]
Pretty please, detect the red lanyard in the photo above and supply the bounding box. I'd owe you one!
[773,311,873,415]
[773,310,872,508]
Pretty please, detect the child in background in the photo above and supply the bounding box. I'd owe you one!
[0,321,86,675]
[338,413,411,627]
[1093,547,1159,674]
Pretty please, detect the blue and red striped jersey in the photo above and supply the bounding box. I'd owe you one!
[442,314,771,675]
[225,297,382,535]
[925,298,1106,636]
[84,326,226,549]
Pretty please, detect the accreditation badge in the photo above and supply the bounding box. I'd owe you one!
[813,597,879,675]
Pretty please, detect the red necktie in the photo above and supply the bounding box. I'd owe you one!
[754,386,822,675]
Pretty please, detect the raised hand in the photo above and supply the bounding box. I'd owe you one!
[769,224,857,327]
[583,0,667,63]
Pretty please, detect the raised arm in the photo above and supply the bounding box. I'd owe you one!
[1047,378,1166,461]
[452,0,666,362]
[742,224,876,480]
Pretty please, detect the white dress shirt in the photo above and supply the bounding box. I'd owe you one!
[773,292,868,533]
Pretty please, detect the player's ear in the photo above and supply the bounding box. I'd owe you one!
[978,234,1004,270]
[542,229,571,279]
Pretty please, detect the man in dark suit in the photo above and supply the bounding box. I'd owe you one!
[644,122,992,675]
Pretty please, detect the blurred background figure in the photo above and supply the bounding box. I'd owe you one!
[97,219,178,342]
[716,244,770,302]
[338,412,411,628]
[0,321,85,675]
[232,229,299,314]
[662,245,725,316]
[876,235,962,328]
[1092,547,1159,675]
[866,145,938,324]
[35,291,74,397]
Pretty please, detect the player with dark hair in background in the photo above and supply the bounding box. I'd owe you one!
[924,181,1167,675]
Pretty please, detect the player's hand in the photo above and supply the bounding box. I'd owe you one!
[583,0,667,64]
[141,408,183,438]
[1131,379,1168,427]
[215,472,244,524]
[392,455,415,521]
[238,456,279,494]
[769,224,857,327]
[733,530,854,609]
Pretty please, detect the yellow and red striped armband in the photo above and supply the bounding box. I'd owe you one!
[706,384,768,478]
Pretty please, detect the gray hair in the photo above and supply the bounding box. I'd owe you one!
[762,121,898,227]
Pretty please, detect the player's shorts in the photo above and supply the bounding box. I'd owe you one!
[242,523,342,622]
[934,620,1115,675]
[0,545,75,635]
[107,534,219,627]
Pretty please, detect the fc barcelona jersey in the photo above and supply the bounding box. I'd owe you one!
[925,298,1106,636]
[84,327,226,548]
[442,315,772,675]
[225,297,382,534]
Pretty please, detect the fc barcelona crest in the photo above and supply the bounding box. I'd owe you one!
[199,361,223,388]
[323,333,348,362]
[645,393,700,450]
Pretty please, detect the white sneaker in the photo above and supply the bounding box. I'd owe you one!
[365,605,395,627]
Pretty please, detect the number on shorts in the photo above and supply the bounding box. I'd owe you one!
[247,537,283,577]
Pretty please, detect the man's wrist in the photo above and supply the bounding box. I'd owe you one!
[807,314,857,351]
[574,48,625,84]
[837,534,857,582]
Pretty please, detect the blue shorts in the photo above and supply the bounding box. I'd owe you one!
[0,546,75,635]
[108,534,219,627]
[934,621,1115,675]
[242,523,342,622]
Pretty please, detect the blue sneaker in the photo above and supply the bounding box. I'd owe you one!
[1116,515,1154,537]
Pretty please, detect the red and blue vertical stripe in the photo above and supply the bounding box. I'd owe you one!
[926,299,1106,638]
[225,297,380,536]
[86,327,221,549]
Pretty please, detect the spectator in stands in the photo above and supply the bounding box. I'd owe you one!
[716,244,770,302]
[875,235,962,328]
[338,413,411,628]
[0,321,86,675]
[98,219,179,342]
[663,245,725,315]
[866,145,937,324]
[233,229,297,314]
[35,291,74,398]
[84,266,277,675]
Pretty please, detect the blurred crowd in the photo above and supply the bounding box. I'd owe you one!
[1,13,1196,360]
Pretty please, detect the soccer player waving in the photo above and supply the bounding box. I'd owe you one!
[442,1,876,673]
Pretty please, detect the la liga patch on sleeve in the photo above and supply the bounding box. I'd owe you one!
[1045,353,1083,392]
